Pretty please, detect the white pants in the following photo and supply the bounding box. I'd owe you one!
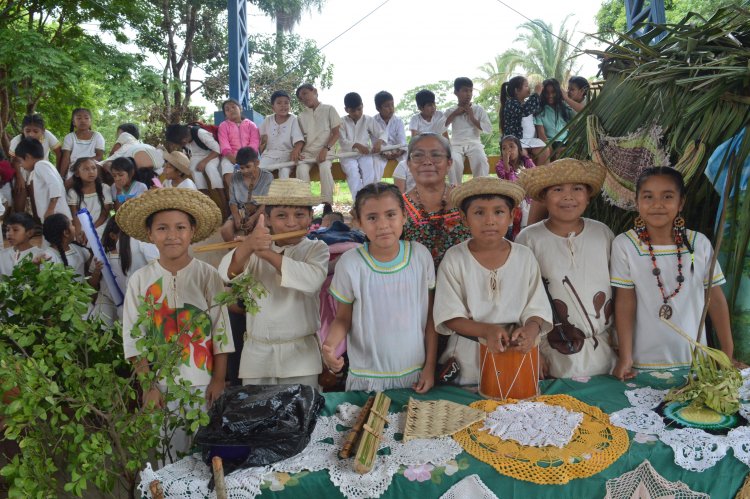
[340,155,375,200]
[190,156,223,190]
[296,157,333,204]
[450,142,489,184]
[220,157,237,177]
[259,154,291,179]
[242,374,319,390]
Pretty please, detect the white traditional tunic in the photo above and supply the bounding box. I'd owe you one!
[516,219,616,378]
[67,185,113,239]
[47,244,90,282]
[443,104,493,145]
[31,160,72,221]
[218,238,329,381]
[122,258,234,386]
[330,241,435,391]
[409,111,446,135]
[434,240,553,386]
[610,229,725,369]
[298,103,342,154]
[259,114,305,161]
[0,246,48,276]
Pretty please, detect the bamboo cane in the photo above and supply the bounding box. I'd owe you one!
[212,456,228,499]
[353,392,391,474]
[339,395,375,459]
[193,229,309,253]
[260,144,407,172]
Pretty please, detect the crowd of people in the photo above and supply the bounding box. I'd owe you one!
[0,76,736,457]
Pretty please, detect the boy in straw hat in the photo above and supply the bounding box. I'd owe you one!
[116,188,233,457]
[162,149,197,190]
[433,177,552,386]
[219,178,329,388]
[516,159,616,378]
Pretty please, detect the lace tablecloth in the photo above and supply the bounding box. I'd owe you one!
[481,401,583,448]
[609,368,750,472]
[138,402,462,499]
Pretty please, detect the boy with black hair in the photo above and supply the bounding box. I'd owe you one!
[444,77,492,184]
[338,92,386,198]
[165,124,226,208]
[259,90,305,180]
[0,212,49,276]
[15,137,71,222]
[409,89,447,137]
[372,91,406,182]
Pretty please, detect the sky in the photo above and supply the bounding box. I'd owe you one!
[228,0,607,118]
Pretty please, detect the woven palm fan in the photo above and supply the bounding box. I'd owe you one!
[402,398,486,442]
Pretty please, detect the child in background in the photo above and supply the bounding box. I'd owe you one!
[434,177,552,386]
[220,147,273,242]
[111,158,148,210]
[220,178,329,388]
[59,108,105,179]
[258,90,305,180]
[104,123,164,180]
[409,90,447,137]
[162,150,197,190]
[322,183,437,392]
[43,213,92,282]
[534,78,572,163]
[0,150,12,216]
[500,76,543,147]
[67,157,113,242]
[372,91,406,182]
[516,159,616,378]
[8,114,62,166]
[611,167,733,379]
[295,83,342,210]
[14,137,72,222]
[117,188,232,458]
[0,213,48,276]
[338,92,387,199]
[444,77,493,184]
[108,123,140,156]
[563,76,590,114]
[496,135,536,239]
[165,124,226,209]
[218,98,260,187]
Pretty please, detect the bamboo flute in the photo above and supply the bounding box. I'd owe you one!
[353,392,391,474]
[193,229,309,253]
[339,395,375,459]
[212,456,228,499]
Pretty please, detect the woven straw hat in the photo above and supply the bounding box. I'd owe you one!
[253,178,321,206]
[450,176,526,211]
[519,159,606,202]
[115,188,221,243]
[162,149,192,177]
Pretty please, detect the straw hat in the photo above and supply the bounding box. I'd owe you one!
[519,159,606,202]
[253,178,322,206]
[449,177,526,211]
[162,149,192,177]
[115,188,221,243]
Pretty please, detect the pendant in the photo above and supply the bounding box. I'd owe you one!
[659,304,673,320]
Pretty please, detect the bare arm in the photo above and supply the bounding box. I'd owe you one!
[444,317,511,354]
[612,287,637,380]
[708,286,733,358]
[321,301,353,372]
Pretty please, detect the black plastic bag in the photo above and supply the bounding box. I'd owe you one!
[196,384,325,470]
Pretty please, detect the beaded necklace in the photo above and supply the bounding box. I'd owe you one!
[639,228,685,319]
[413,185,448,260]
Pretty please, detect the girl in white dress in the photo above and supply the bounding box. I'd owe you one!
[67,157,113,243]
[43,213,92,283]
[610,167,733,379]
[322,182,437,392]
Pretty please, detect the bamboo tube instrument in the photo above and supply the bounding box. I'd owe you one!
[353,392,391,474]
[193,229,309,253]
[260,143,407,172]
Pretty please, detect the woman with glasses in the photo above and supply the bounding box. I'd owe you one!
[402,133,471,269]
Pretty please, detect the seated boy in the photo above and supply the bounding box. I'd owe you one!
[259,90,305,179]
[434,177,552,386]
[295,84,342,211]
[0,212,49,276]
[220,178,330,388]
[338,92,386,199]
[15,137,72,222]
[444,77,493,184]
[371,91,406,182]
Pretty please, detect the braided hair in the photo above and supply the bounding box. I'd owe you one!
[70,157,106,214]
[43,214,73,267]
[101,217,132,275]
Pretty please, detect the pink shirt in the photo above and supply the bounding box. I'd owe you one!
[217,119,260,157]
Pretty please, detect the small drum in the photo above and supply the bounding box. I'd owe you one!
[479,343,540,400]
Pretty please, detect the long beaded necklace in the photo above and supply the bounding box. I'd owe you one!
[639,228,685,319]
[413,185,448,260]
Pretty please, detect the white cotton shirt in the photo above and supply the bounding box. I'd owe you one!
[163,178,197,190]
[392,160,416,192]
[434,240,553,386]
[259,114,305,161]
[62,131,105,165]
[9,130,60,161]
[330,241,436,391]
[610,229,725,369]
[444,104,492,145]
[298,103,343,153]
[0,246,49,276]
[185,128,221,160]
[338,114,387,152]
[67,185,113,228]
[409,111,447,135]
[373,114,407,150]
[32,160,72,221]
[108,142,164,172]
[47,244,90,282]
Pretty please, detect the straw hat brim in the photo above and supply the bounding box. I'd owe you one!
[253,178,322,206]
[115,188,222,243]
[450,177,526,211]
[252,195,322,206]
[162,150,192,177]
[519,159,606,202]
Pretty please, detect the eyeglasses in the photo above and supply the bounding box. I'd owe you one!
[410,151,448,163]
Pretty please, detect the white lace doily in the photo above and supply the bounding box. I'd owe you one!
[726,426,750,467]
[138,402,462,499]
[480,401,583,448]
[739,368,750,400]
[609,407,666,434]
[625,387,669,409]
[659,428,729,472]
[604,460,710,499]
[439,474,499,499]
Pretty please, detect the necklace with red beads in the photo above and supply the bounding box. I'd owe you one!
[639,228,685,319]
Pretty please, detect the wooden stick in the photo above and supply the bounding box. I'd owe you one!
[354,392,391,474]
[339,395,375,459]
[148,480,164,499]
[261,143,407,172]
[212,456,228,499]
[193,229,309,253]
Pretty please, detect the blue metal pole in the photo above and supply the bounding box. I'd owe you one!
[624,0,667,41]
[226,0,253,122]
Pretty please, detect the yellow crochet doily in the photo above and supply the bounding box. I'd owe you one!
[453,394,629,485]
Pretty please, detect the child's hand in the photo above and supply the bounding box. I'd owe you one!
[612,358,637,381]
[464,104,475,119]
[510,322,541,353]
[321,344,344,373]
[242,213,272,253]
[196,158,208,172]
[92,258,104,274]
[241,207,264,233]
[534,82,543,94]
[290,149,301,162]
[353,143,369,155]
[413,369,434,394]
[205,377,226,407]
[142,386,164,410]
[371,141,383,154]
[316,148,329,163]
[485,325,510,353]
